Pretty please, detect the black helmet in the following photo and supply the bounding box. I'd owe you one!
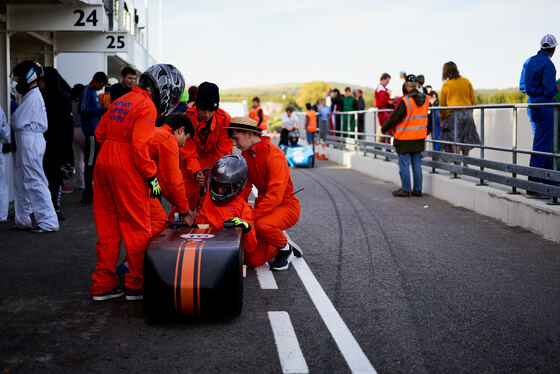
[288,130,299,146]
[11,60,44,95]
[209,154,248,204]
[139,63,185,116]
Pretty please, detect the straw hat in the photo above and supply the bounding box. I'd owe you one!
[227,116,262,135]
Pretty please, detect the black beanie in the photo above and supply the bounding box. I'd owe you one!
[195,81,219,111]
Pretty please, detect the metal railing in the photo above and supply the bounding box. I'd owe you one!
[298,103,560,204]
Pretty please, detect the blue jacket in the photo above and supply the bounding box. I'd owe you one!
[79,85,107,137]
[519,50,558,103]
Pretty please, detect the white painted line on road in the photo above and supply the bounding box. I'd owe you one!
[268,311,309,374]
[256,263,278,289]
[292,258,377,374]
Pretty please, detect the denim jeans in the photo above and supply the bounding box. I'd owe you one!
[398,152,423,192]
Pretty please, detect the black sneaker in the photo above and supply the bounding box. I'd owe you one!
[126,288,143,301]
[92,287,124,301]
[283,231,303,258]
[269,249,294,271]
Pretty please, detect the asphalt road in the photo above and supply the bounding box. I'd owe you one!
[2,159,560,374]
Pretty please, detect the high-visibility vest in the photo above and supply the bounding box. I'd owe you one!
[394,96,428,140]
[306,110,317,132]
[248,106,269,130]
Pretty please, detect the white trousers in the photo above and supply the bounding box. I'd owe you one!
[0,152,7,220]
[13,131,59,231]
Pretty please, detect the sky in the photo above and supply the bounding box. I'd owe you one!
[146,0,560,95]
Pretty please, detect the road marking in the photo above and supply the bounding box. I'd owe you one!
[292,258,377,374]
[255,263,278,289]
[268,311,309,374]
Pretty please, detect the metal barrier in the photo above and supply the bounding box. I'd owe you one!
[297,103,560,204]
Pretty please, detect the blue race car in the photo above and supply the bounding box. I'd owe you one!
[280,130,315,168]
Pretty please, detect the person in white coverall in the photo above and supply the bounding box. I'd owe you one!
[0,107,10,222]
[11,60,59,232]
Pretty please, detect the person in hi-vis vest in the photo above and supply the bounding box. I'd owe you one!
[381,74,428,197]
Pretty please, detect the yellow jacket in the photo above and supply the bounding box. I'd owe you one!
[439,77,476,120]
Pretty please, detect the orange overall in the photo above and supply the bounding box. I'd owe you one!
[180,106,232,209]
[91,86,157,294]
[248,106,269,130]
[241,137,300,267]
[196,193,257,255]
[148,125,190,241]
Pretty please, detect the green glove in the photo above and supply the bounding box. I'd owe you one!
[225,217,251,233]
[146,176,161,199]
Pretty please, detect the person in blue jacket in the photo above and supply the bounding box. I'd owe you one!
[79,72,108,203]
[519,34,559,198]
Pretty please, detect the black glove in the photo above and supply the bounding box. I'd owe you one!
[224,217,251,233]
[146,176,161,199]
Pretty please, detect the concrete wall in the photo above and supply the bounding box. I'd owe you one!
[324,146,560,244]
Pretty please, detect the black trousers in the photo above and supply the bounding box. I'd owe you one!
[83,135,100,201]
[43,143,63,211]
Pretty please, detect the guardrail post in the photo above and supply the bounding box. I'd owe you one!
[452,111,459,179]
[354,112,359,153]
[509,107,520,194]
[477,108,487,185]
[430,110,438,174]
[548,106,559,205]
[373,111,378,159]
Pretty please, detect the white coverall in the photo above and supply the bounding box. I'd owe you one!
[11,87,59,231]
[0,107,10,220]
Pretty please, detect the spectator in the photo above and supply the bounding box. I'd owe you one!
[400,70,407,96]
[280,106,299,146]
[79,71,108,203]
[554,79,560,170]
[355,89,366,138]
[11,60,59,232]
[98,85,112,108]
[381,75,428,197]
[172,89,189,114]
[519,34,558,198]
[0,107,9,222]
[342,87,355,136]
[330,88,343,135]
[427,91,441,151]
[317,97,331,140]
[305,103,317,145]
[110,66,136,103]
[248,96,269,131]
[417,75,427,94]
[186,85,197,110]
[40,67,74,221]
[425,85,433,94]
[375,73,394,144]
[71,84,85,189]
[323,88,332,107]
[439,61,480,161]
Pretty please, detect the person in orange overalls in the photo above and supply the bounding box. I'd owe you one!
[248,96,269,132]
[195,154,256,256]
[91,64,185,302]
[180,82,232,210]
[227,117,302,270]
[149,113,196,241]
